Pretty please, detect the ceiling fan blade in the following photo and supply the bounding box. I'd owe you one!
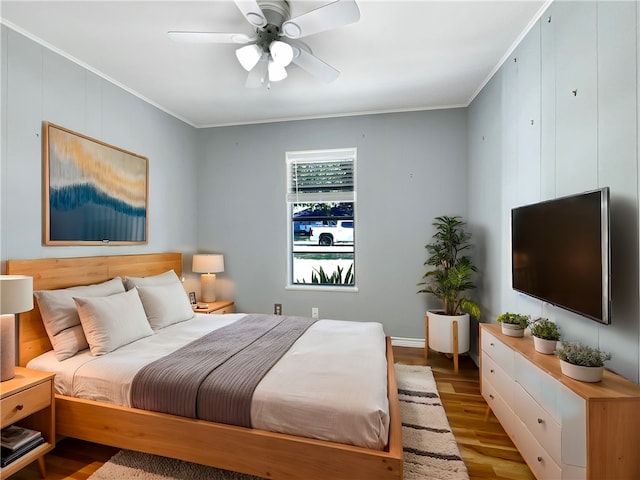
[168,31,255,44]
[291,47,340,83]
[282,0,360,39]
[235,0,267,28]
[245,54,269,88]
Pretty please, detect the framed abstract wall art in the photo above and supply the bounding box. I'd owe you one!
[43,122,149,245]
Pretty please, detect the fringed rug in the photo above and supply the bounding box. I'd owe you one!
[88,364,468,480]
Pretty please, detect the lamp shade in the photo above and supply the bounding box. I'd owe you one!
[270,41,293,67]
[268,61,288,82]
[0,275,33,314]
[1,275,33,381]
[236,44,262,72]
[192,254,224,274]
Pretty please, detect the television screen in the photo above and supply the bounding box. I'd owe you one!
[511,187,610,324]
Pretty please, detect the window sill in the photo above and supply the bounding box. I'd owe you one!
[285,285,359,293]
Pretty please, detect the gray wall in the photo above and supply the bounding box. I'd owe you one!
[196,110,469,340]
[3,0,639,384]
[1,23,470,344]
[1,26,200,271]
[468,0,640,382]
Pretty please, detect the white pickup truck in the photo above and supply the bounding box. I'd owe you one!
[309,220,354,246]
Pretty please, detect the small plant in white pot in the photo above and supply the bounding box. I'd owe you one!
[496,312,529,337]
[556,341,611,382]
[529,317,561,354]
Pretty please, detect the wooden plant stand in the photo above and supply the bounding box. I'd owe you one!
[424,315,460,373]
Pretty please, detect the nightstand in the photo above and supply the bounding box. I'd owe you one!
[192,300,235,314]
[1,367,55,479]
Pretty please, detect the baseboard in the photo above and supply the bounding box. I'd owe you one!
[390,337,425,349]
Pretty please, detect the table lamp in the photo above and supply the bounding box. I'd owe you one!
[1,275,33,381]
[192,254,224,303]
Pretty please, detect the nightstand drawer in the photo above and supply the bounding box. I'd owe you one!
[213,304,235,314]
[192,300,235,314]
[1,381,51,426]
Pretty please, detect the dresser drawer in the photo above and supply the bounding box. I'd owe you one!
[483,378,515,439]
[482,330,514,377]
[1,380,51,426]
[514,381,561,465]
[482,354,514,405]
[515,354,560,422]
[513,416,562,480]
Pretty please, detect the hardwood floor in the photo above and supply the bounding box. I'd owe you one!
[7,347,534,480]
[394,347,534,480]
[6,438,117,480]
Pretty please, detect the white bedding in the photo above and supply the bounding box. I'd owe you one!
[28,313,390,449]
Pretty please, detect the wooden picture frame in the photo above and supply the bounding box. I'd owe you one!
[43,122,149,245]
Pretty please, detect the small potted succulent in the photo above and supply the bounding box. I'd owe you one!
[529,317,561,354]
[556,341,611,382]
[496,312,529,337]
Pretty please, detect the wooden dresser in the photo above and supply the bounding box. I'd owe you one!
[480,324,640,480]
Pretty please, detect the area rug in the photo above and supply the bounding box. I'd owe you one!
[88,364,468,480]
[395,364,469,480]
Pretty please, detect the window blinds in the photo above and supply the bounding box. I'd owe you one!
[286,150,355,204]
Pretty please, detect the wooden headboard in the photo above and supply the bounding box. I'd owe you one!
[5,252,182,366]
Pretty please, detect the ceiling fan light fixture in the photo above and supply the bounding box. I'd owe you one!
[268,61,288,82]
[282,21,301,39]
[269,41,293,67]
[246,12,267,27]
[236,44,263,71]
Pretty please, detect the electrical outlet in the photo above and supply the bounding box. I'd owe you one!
[311,307,319,319]
[274,303,282,315]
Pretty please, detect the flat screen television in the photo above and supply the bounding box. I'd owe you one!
[511,187,611,324]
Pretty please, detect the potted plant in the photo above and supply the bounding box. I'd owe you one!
[556,341,611,382]
[418,216,481,356]
[496,312,529,337]
[529,317,560,354]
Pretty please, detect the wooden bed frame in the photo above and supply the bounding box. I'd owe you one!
[6,253,403,480]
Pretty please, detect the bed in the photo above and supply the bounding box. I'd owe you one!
[6,253,403,480]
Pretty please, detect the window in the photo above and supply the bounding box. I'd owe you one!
[286,148,356,288]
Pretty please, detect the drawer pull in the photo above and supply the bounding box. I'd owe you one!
[490,369,495,373]
[15,404,24,411]
[537,456,543,463]
[537,417,544,424]
[490,342,494,347]
[489,394,494,400]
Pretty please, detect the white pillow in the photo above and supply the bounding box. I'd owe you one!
[136,282,195,330]
[34,277,125,360]
[123,270,180,291]
[74,289,153,356]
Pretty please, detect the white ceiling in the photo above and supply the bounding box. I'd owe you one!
[1,0,547,128]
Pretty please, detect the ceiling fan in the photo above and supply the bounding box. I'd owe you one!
[168,0,360,88]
